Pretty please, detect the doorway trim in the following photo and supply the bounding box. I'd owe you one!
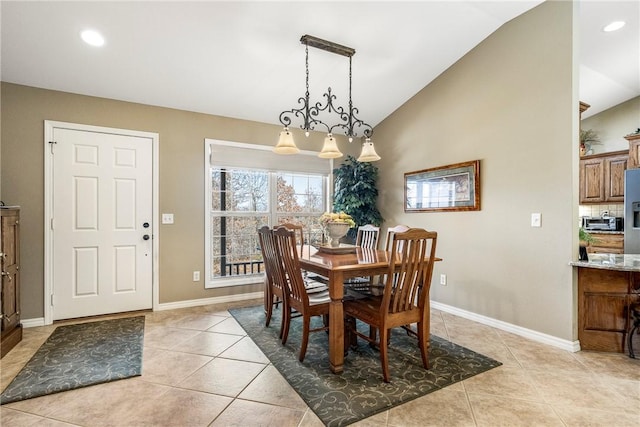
[43,120,159,325]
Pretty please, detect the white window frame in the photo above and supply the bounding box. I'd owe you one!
[204,139,332,289]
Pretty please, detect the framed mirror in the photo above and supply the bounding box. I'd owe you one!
[404,160,480,212]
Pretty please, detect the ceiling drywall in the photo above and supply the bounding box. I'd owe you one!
[1,1,637,129]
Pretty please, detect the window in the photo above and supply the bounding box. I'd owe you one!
[205,140,331,288]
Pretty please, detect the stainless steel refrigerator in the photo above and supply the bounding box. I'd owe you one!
[624,168,640,254]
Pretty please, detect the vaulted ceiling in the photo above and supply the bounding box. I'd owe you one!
[2,1,637,130]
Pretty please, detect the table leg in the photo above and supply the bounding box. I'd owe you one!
[328,270,345,374]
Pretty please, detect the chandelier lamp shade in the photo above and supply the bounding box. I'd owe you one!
[274,35,380,162]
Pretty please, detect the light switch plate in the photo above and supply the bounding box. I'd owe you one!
[162,213,174,224]
[531,213,541,227]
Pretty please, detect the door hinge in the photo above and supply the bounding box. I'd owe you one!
[50,294,54,306]
[50,218,55,230]
[49,140,57,154]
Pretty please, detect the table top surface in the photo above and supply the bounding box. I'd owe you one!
[299,247,391,271]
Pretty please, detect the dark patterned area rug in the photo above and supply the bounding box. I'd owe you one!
[1,316,145,405]
[230,305,502,427]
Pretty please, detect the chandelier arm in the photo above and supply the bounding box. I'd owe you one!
[276,34,375,150]
[348,106,374,139]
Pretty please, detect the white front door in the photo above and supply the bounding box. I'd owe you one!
[47,123,155,321]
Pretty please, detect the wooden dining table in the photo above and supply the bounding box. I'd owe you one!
[298,246,397,374]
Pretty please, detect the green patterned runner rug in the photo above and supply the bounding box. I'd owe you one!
[1,316,145,404]
[230,305,502,427]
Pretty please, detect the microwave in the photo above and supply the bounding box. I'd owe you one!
[582,216,623,231]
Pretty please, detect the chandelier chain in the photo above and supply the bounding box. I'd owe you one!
[277,35,373,140]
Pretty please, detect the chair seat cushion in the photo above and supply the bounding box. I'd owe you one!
[308,291,330,304]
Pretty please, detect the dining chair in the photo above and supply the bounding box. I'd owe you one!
[347,224,408,296]
[344,228,438,382]
[345,224,381,289]
[355,224,380,249]
[279,222,305,257]
[258,226,289,339]
[384,224,410,251]
[273,226,331,362]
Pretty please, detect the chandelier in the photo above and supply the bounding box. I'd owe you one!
[274,35,380,162]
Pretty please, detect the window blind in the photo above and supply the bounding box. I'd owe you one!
[207,139,331,174]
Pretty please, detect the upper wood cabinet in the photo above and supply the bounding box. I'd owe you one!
[579,150,628,204]
[626,132,640,169]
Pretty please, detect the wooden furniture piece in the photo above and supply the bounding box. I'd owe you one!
[579,150,628,204]
[299,248,395,373]
[626,132,640,169]
[1,207,21,358]
[576,265,640,352]
[299,245,442,374]
[355,224,380,249]
[384,225,410,250]
[273,227,330,362]
[279,222,305,256]
[259,226,288,338]
[344,229,438,382]
[346,225,381,289]
[628,303,640,358]
[586,232,624,254]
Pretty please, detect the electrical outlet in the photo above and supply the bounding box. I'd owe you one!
[440,274,447,286]
[162,213,174,224]
[193,271,200,281]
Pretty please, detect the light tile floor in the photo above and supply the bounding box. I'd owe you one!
[1,299,639,426]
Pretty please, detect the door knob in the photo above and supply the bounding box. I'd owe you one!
[143,222,150,228]
[143,234,150,241]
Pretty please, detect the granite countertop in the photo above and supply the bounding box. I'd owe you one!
[586,230,624,235]
[570,254,640,272]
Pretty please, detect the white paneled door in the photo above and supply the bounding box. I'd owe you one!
[49,125,154,321]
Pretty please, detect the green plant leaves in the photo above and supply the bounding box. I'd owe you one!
[333,155,383,240]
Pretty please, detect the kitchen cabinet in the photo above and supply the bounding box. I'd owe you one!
[1,207,21,358]
[587,232,624,254]
[577,266,640,353]
[626,132,640,169]
[579,150,628,204]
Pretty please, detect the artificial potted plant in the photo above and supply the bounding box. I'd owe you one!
[332,155,383,243]
[579,227,596,261]
[579,129,601,156]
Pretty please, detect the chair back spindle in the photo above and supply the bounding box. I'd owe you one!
[355,224,380,249]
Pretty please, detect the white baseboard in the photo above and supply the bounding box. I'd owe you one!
[22,294,579,353]
[22,292,264,328]
[431,300,581,353]
[155,291,264,311]
[21,317,46,328]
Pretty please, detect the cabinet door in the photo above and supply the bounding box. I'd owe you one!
[1,211,20,333]
[580,158,605,203]
[626,134,640,169]
[604,155,627,202]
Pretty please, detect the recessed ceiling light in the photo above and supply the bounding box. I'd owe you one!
[80,29,105,47]
[603,21,625,32]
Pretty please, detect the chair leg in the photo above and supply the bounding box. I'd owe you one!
[299,315,311,362]
[379,327,390,382]
[281,306,291,344]
[345,316,357,349]
[265,290,273,327]
[417,320,430,369]
[629,324,638,359]
[369,326,377,348]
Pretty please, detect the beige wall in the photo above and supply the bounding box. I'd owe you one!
[2,1,580,342]
[581,96,640,154]
[373,1,577,340]
[0,82,357,319]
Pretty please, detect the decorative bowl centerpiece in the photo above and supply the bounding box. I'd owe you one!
[320,212,355,247]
